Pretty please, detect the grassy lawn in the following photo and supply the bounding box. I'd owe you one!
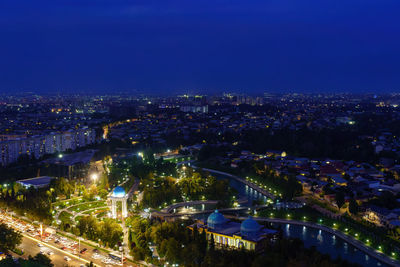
[53,198,83,209]
[67,201,106,213]
[82,207,109,215]
[59,211,73,225]
[96,210,108,218]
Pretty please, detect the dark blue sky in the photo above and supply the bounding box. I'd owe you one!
[1,0,400,94]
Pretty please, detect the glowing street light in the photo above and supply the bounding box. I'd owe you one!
[91,173,98,183]
[58,154,63,158]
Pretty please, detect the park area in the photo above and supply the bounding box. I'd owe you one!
[53,198,109,228]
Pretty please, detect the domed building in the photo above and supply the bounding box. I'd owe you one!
[207,210,227,229]
[240,216,261,238]
[108,186,128,218]
[112,186,126,198]
[189,210,278,251]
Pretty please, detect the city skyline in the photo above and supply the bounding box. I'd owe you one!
[1,1,400,266]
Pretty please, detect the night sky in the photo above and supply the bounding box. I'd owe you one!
[1,0,400,94]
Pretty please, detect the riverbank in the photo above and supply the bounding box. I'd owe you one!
[193,165,399,266]
[193,165,276,199]
[226,215,399,267]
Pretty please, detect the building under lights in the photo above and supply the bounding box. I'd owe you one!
[108,186,128,218]
[188,210,278,251]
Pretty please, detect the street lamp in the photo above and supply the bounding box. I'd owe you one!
[40,224,43,242]
[119,244,124,265]
[91,173,98,183]
[78,237,83,258]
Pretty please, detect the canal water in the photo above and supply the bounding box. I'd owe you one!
[274,223,387,267]
[208,170,388,267]
[212,171,268,204]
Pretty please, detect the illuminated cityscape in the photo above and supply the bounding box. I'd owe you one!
[1,1,400,267]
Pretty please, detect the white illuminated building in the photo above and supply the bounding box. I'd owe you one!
[109,186,128,218]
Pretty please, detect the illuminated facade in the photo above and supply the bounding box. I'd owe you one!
[109,186,128,218]
[189,210,278,251]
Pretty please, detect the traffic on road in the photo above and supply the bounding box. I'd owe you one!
[0,211,130,267]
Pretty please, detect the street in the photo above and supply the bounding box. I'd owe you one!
[1,212,129,267]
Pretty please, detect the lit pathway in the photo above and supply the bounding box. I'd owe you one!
[226,216,400,267]
[162,200,219,213]
[152,201,247,220]
[71,206,109,221]
[54,200,104,222]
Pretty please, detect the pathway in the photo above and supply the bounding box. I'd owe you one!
[71,206,109,221]
[54,200,104,221]
[162,200,219,213]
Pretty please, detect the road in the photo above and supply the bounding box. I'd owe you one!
[1,212,128,267]
[16,235,85,267]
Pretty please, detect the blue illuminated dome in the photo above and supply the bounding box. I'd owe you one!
[240,216,261,237]
[112,186,126,198]
[207,210,226,229]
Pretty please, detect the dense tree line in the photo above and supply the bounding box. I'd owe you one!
[0,223,22,253]
[127,217,360,267]
[0,183,53,223]
[198,158,302,201]
[76,216,123,248]
[0,253,53,267]
[140,167,232,208]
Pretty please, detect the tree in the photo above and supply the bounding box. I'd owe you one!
[0,223,22,252]
[0,258,15,266]
[209,234,215,251]
[335,191,345,211]
[31,253,54,267]
[348,198,359,215]
[179,172,204,197]
[165,238,180,264]
[99,189,108,199]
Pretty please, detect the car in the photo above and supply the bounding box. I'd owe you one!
[37,243,43,247]
[61,246,67,250]
[47,251,54,256]
[80,248,87,254]
[64,256,71,261]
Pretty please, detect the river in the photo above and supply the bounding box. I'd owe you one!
[208,170,388,267]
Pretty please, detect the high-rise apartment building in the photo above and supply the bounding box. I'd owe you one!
[0,128,96,166]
